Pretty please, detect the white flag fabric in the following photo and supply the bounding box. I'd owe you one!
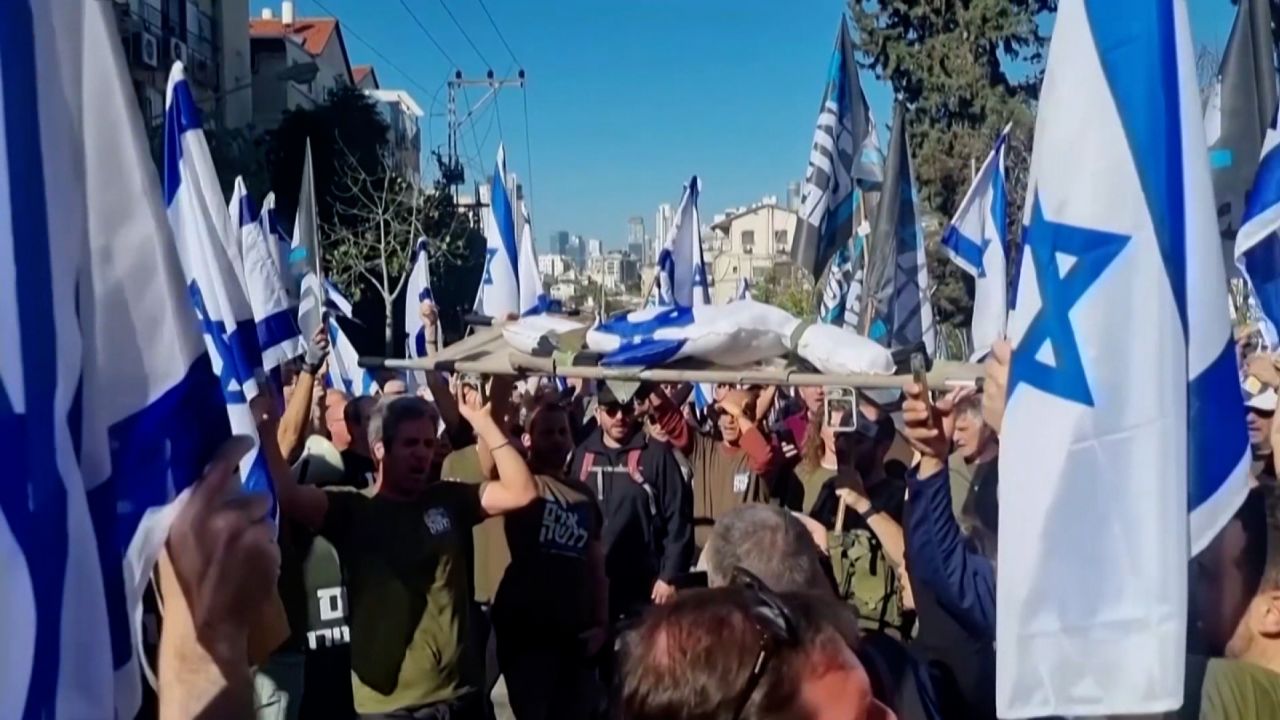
[230,177,304,378]
[405,238,437,360]
[164,64,275,511]
[476,144,521,318]
[734,277,752,301]
[260,190,292,295]
[323,281,376,396]
[517,198,548,315]
[293,141,324,338]
[1234,101,1280,348]
[655,176,711,307]
[942,127,1010,360]
[999,1,1249,716]
[1,3,232,715]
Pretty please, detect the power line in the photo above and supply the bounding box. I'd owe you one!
[474,0,520,66]
[306,0,440,98]
[436,0,492,68]
[396,0,461,69]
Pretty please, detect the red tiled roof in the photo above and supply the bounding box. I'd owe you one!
[353,65,373,84]
[249,17,337,56]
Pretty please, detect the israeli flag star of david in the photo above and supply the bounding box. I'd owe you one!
[998,1,1249,716]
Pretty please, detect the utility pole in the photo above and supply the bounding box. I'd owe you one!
[436,69,527,223]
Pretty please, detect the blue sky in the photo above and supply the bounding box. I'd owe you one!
[264,0,1238,250]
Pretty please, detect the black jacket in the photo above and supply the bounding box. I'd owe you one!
[568,429,692,618]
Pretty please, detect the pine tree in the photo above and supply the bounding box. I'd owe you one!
[850,0,1055,331]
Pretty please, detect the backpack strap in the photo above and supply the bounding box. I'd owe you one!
[626,449,643,483]
[579,452,596,484]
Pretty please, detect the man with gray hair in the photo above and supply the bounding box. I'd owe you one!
[702,503,831,594]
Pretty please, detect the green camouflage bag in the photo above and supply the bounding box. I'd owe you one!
[827,528,907,639]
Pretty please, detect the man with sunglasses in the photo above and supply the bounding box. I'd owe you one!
[567,380,692,620]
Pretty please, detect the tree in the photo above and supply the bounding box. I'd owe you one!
[851,0,1055,339]
[754,266,817,321]
[325,143,484,355]
[264,85,390,236]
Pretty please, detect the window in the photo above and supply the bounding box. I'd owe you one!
[741,230,755,255]
[773,230,788,253]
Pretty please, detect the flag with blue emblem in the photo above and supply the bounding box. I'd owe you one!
[942,126,1010,360]
[734,277,752,302]
[1235,102,1280,348]
[164,63,275,514]
[998,1,1249,715]
[654,176,711,307]
[1,3,230,715]
[1207,0,1276,240]
[293,140,324,337]
[260,190,292,297]
[230,178,304,384]
[792,18,883,283]
[863,104,934,355]
[324,281,376,396]
[517,197,548,315]
[476,144,521,318]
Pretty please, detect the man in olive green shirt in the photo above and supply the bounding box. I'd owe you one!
[271,395,538,718]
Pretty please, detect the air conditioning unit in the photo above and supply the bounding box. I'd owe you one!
[137,32,158,69]
[169,38,187,66]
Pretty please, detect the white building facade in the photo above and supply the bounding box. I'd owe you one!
[708,200,799,305]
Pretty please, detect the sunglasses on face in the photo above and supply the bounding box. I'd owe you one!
[601,402,635,419]
[728,567,799,720]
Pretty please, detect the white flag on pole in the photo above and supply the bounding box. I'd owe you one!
[517,197,547,315]
[476,144,521,318]
[230,177,304,379]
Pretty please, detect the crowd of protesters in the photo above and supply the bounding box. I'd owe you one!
[150,303,1280,720]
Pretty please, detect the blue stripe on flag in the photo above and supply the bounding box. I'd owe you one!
[1244,144,1280,224]
[256,307,301,354]
[596,306,695,366]
[1188,341,1250,508]
[1209,148,1234,169]
[0,2,69,713]
[161,78,203,207]
[941,226,987,278]
[1087,0,1246,514]
[491,166,519,279]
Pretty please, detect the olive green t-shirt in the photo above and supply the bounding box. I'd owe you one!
[795,463,837,515]
[1201,658,1280,719]
[688,430,771,548]
[321,483,484,714]
[442,446,511,605]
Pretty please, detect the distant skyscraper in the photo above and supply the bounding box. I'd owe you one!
[587,237,603,259]
[787,181,802,212]
[628,216,647,264]
[554,230,571,257]
[655,203,675,265]
[570,234,586,268]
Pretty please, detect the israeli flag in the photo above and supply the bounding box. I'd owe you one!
[260,190,292,294]
[2,3,230,715]
[942,126,1010,360]
[999,1,1249,716]
[230,178,304,381]
[323,281,376,395]
[734,277,752,301]
[1235,102,1280,348]
[654,176,711,307]
[476,144,521,318]
[165,64,275,512]
[517,197,548,315]
[293,141,324,337]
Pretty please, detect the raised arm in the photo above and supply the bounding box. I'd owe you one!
[252,396,329,532]
[276,328,329,463]
[902,384,996,641]
[719,390,779,477]
[650,384,695,455]
[458,393,538,517]
[836,488,905,569]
